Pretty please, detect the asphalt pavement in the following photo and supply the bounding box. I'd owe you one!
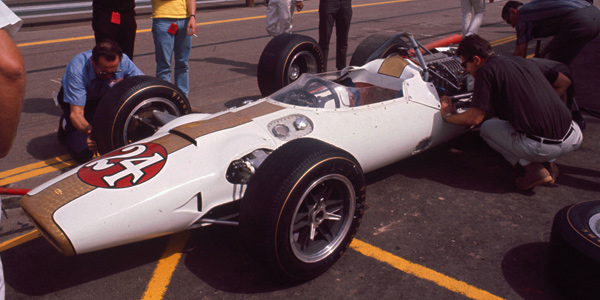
[1,0,600,299]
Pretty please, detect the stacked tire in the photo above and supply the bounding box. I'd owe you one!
[549,201,600,299]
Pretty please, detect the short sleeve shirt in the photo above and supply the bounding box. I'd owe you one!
[471,55,572,139]
[62,51,144,107]
[516,0,590,44]
[151,0,189,19]
[0,0,22,37]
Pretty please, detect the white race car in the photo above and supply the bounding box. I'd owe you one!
[20,33,472,280]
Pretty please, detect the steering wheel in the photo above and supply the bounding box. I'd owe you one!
[282,89,319,107]
[304,77,341,108]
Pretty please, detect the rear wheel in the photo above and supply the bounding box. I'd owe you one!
[240,138,365,280]
[350,34,409,66]
[257,34,325,97]
[92,76,192,154]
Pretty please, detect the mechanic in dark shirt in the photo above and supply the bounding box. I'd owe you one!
[440,35,583,190]
[92,0,137,60]
[501,0,600,65]
[529,57,586,130]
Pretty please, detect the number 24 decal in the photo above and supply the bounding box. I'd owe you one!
[78,144,168,188]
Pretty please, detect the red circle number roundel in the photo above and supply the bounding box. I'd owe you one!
[78,143,168,188]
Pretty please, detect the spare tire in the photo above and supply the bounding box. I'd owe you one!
[257,34,325,97]
[92,76,192,154]
[549,200,600,300]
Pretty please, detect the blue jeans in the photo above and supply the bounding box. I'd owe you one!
[152,18,192,96]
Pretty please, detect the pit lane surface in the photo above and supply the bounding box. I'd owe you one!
[1,0,600,299]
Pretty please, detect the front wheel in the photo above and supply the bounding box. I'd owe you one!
[257,34,325,97]
[92,76,192,154]
[240,138,365,280]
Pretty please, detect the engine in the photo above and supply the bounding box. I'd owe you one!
[422,51,473,98]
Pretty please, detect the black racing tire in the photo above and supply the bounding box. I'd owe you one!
[549,200,600,300]
[349,34,410,67]
[92,75,192,154]
[257,34,325,97]
[240,138,366,281]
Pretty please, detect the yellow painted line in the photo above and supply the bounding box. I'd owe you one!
[17,0,413,48]
[141,231,191,300]
[488,35,535,58]
[352,0,412,8]
[0,155,77,186]
[18,35,95,47]
[1,229,505,300]
[350,239,505,300]
[0,154,71,178]
[490,35,516,47]
[0,230,42,253]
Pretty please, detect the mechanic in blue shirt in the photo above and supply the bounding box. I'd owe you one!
[58,39,143,163]
[440,35,583,191]
[501,0,600,65]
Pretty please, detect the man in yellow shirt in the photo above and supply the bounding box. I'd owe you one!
[151,0,197,96]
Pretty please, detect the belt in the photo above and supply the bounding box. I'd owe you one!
[526,126,574,145]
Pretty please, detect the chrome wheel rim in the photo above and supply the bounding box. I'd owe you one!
[290,174,355,263]
[589,213,600,238]
[122,97,181,145]
[287,50,318,84]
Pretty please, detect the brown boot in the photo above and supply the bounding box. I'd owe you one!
[515,162,553,190]
[543,162,559,185]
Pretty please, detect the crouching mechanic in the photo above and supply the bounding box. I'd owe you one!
[441,35,582,190]
[58,39,143,163]
[529,57,586,131]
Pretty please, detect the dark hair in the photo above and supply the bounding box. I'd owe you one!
[92,39,123,64]
[456,34,494,62]
[502,1,523,20]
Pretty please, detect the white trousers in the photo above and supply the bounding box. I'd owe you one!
[461,0,486,36]
[480,119,583,167]
[266,0,295,36]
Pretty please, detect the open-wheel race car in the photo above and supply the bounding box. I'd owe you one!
[19,32,473,281]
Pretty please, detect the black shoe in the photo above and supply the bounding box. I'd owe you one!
[70,149,94,165]
[57,117,66,145]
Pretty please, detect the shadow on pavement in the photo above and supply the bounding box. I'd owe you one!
[501,242,563,300]
[183,225,300,293]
